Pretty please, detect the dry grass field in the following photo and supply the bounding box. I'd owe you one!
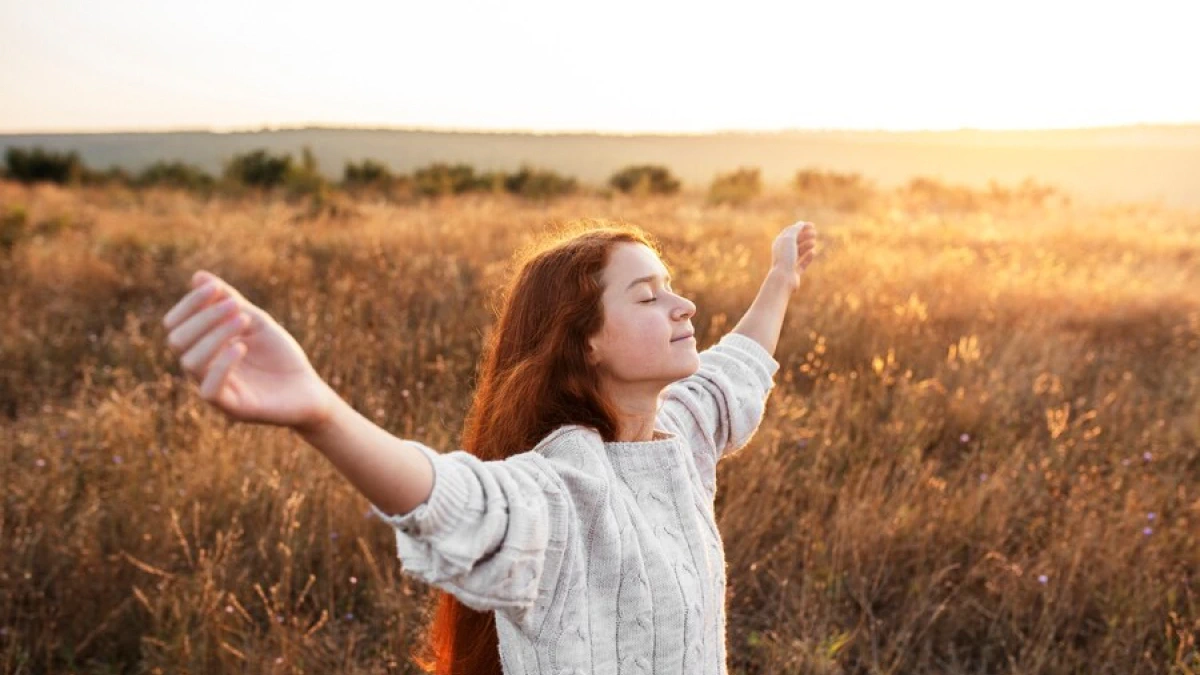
[2,179,1198,674]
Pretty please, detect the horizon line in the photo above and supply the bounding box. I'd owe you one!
[3,120,1200,137]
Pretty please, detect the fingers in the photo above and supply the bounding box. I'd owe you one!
[164,270,246,331]
[786,222,818,268]
[163,280,220,331]
[785,221,818,241]
[166,296,240,355]
[179,310,251,377]
[200,339,247,402]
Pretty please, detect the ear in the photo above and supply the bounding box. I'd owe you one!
[585,336,600,367]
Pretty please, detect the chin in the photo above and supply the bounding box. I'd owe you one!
[675,353,701,378]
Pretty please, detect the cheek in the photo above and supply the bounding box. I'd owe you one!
[618,311,669,345]
[604,313,671,365]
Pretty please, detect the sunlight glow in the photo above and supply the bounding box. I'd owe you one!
[1,0,1196,133]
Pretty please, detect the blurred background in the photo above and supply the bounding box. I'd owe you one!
[1,1,1198,673]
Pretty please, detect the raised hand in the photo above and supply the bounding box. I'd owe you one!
[770,221,818,291]
[162,270,336,431]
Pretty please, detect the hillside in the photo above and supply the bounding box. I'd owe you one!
[3,124,1199,207]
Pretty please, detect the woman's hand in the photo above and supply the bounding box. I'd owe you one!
[770,220,818,291]
[162,270,336,431]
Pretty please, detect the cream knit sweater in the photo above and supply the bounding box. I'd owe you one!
[369,331,780,674]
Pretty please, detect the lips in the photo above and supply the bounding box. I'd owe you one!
[671,332,695,342]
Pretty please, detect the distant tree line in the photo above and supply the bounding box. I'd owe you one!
[1,145,1067,210]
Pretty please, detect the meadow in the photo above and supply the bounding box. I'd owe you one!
[1,177,1198,674]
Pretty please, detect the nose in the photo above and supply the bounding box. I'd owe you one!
[673,294,696,320]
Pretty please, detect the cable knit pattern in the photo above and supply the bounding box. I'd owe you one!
[369,331,780,674]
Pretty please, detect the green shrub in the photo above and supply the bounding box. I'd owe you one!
[608,164,680,196]
[135,161,215,192]
[475,170,509,195]
[412,162,480,197]
[342,159,393,187]
[284,146,328,199]
[503,164,577,200]
[81,165,134,188]
[4,147,85,185]
[223,148,293,189]
[707,166,762,206]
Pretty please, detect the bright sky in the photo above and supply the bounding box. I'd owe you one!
[1,0,1197,134]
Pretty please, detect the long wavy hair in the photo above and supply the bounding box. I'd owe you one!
[411,219,666,675]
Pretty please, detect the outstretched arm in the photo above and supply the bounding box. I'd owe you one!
[656,222,817,496]
[296,391,434,517]
[730,221,817,356]
[162,270,564,627]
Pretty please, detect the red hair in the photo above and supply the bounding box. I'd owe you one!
[411,219,666,674]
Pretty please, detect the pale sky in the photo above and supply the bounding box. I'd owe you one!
[1,0,1197,134]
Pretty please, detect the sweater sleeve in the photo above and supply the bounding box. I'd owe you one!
[367,440,571,630]
[657,332,780,494]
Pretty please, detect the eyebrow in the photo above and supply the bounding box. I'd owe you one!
[625,273,672,292]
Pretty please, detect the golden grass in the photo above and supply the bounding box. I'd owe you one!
[1,180,1198,674]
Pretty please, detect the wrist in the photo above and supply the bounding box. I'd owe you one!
[293,381,344,440]
[767,266,799,292]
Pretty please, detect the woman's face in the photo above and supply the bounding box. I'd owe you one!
[587,242,699,385]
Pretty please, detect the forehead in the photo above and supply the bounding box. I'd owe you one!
[605,242,666,281]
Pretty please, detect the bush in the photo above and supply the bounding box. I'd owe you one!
[707,166,761,206]
[284,146,328,199]
[476,170,509,195]
[899,176,981,211]
[4,147,85,185]
[342,159,393,188]
[503,164,577,200]
[79,165,134,188]
[792,168,876,211]
[135,161,215,192]
[223,148,293,189]
[412,162,480,197]
[608,164,680,196]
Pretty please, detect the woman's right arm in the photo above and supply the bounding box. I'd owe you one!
[163,269,568,625]
[298,395,572,628]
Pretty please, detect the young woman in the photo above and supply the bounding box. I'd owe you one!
[162,219,818,675]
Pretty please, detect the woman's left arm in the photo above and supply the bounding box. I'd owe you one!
[731,221,818,355]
